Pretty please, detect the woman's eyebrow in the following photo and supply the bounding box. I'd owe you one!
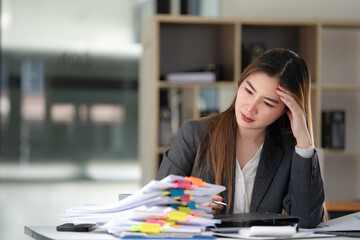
[264,97,279,104]
[246,81,256,92]
[246,81,280,104]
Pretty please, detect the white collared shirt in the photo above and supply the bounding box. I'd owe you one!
[233,143,263,213]
[233,143,314,213]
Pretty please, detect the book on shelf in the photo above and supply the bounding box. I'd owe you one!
[159,107,172,147]
[166,72,216,83]
[159,89,182,147]
[322,110,345,149]
[242,43,265,71]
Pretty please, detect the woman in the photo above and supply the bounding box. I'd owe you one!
[156,48,325,228]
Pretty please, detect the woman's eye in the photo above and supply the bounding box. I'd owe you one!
[264,102,274,108]
[245,88,252,94]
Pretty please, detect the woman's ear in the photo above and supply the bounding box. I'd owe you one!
[282,107,289,116]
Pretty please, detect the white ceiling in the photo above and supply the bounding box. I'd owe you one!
[1,0,142,57]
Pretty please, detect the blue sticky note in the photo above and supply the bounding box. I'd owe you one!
[169,204,181,209]
[187,201,196,209]
[169,188,185,197]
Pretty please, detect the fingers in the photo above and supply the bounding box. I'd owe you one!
[276,85,297,111]
[202,201,224,210]
[201,195,226,212]
[276,84,312,148]
[212,195,224,202]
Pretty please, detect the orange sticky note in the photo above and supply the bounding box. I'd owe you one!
[191,212,204,218]
[185,176,206,187]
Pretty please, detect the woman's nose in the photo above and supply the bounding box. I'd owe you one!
[247,100,258,114]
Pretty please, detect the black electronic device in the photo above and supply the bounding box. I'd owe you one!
[56,223,95,232]
[210,212,299,233]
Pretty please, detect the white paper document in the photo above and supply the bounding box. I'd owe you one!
[315,211,360,231]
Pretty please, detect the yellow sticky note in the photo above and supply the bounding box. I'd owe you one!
[165,220,175,227]
[140,223,161,234]
[162,191,170,196]
[178,207,191,215]
[131,225,142,232]
[168,211,186,222]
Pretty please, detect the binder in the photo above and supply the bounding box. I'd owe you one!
[210,212,299,233]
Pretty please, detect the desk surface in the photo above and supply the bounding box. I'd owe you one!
[25,226,354,240]
[25,226,118,240]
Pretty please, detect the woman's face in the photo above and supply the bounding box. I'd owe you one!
[235,71,286,131]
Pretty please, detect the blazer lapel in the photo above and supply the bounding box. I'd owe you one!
[250,130,284,212]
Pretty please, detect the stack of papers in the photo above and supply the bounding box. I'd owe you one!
[61,175,226,237]
[166,72,216,83]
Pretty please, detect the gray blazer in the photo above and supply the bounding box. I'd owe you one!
[156,116,325,228]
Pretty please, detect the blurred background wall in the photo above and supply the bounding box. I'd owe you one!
[0,0,359,240]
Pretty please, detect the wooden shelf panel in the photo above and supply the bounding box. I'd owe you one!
[158,81,237,88]
[158,146,168,154]
[140,15,360,188]
[323,149,360,155]
[322,84,360,91]
[326,202,360,212]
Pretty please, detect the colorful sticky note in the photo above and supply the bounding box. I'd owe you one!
[174,180,192,189]
[191,212,204,218]
[131,225,142,232]
[185,215,193,222]
[180,194,191,203]
[160,212,169,220]
[146,219,165,227]
[162,191,170,196]
[178,206,191,215]
[187,201,197,209]
[168,211,186,222]
[169,204,181,209]
[185,176,207,187]
[140,223,161,234]
[164,220,176,227]
[169,188,185,197]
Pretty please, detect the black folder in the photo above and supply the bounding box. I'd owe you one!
[210,212,300,233]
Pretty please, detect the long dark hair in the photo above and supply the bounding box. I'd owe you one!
[195,48,313,211]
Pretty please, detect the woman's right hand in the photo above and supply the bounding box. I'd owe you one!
[201,194,225,214]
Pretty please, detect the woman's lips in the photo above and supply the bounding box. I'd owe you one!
[241,113,254,123]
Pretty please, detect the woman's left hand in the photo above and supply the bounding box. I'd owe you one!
[276,85,312,148]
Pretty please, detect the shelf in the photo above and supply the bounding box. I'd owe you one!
[326,202,360,212]
[322,84,360,91]
[159,21,236,83]
[323,149,360,155]
[140,15,360,197]
[158,81,237,89]
[158,146,169,154]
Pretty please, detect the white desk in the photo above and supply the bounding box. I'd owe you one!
[25,226,118,240]
[25,226,355,240]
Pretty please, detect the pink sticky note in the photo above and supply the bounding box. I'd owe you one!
[175,180,192,189]
[185,215,193,223]
[146,219,164,227]
[180,194,191,203]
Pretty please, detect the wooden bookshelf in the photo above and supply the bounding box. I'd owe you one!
[326,202,360,212]
[140,15,360,206]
